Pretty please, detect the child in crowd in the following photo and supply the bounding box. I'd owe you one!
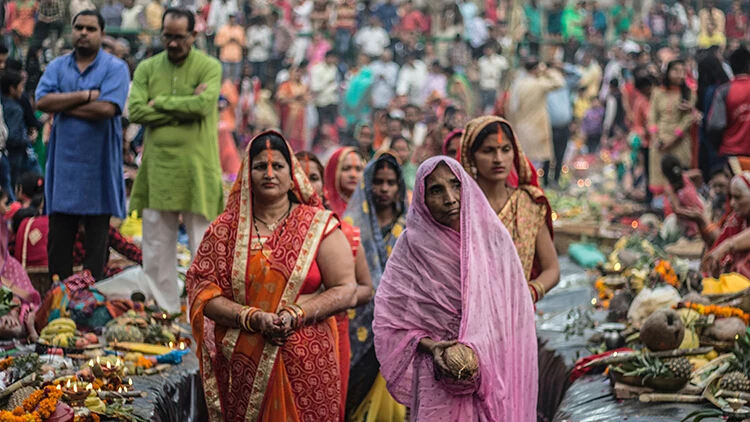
[5,172,44,220]
[0,71,40,190]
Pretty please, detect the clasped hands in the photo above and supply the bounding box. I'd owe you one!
[244,309,299,346]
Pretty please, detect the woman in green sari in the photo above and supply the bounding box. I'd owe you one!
[342,62,374,128]
[447,68,476,118]
[342,152,407,422]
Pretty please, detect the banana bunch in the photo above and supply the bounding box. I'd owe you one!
[40,318,77,346]
[123,352,144,362]
[85,393,106,413]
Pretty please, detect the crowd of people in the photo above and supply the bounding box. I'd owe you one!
[0,0,744,421]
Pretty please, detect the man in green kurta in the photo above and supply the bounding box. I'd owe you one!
[128,7,223,313]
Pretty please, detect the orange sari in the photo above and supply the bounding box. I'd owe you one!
[459,116,553,281]
[276,81,309,152]
[188,131,343,422]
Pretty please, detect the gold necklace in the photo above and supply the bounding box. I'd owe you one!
[253,202,292,232]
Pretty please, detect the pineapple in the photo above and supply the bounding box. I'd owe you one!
[7,386,34,410]
[664,357,693,379]
[720,371,750,392]
[724,330,750,391]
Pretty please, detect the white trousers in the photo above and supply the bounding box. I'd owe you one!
[142,209,211,314]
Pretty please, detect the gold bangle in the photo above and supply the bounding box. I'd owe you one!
[240,307,260,332]
[529,284,539,303]
[530,281,545,301]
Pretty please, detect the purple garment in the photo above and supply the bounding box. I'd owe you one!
[582,105,605,138]
[373,157,538,421]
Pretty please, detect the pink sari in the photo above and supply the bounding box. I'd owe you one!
[373,157,538,421]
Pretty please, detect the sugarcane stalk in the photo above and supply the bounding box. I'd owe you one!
[143,364,170,376]
[0,373,36,399]
[639,393,704,403]
[695,362,732,390]
[584,347,714,368]
[97,390,147,400]
[716,389,750,402]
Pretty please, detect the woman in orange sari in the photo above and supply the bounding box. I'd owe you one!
[458,116,559,301]
[187,131,357,422]
[276,67,311,152]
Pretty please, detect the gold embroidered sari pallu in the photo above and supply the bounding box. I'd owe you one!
[188,131,342,422]
[459,116,553,281]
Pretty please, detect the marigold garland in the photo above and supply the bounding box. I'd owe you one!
[74,414,101,422]
[0,385,62,422]
[654,260,680,288]
[678,302,750,325]
[0,356,13,371]
[594,278,613,309]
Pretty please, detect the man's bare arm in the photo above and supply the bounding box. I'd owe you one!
[36,90,97,113]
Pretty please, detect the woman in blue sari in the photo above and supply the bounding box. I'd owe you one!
[343,152,407,421]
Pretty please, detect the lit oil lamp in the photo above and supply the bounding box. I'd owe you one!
[62,379,89,405]
[101,360,118,378]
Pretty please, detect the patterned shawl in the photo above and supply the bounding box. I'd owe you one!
[342,152,407,407]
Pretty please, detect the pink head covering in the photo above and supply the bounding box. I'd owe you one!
[441,129,463,158]
[373,157,538,421]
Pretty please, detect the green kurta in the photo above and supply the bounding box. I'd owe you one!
[128,48,224,221]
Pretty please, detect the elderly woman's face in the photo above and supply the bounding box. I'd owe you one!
[729,177,750,219]
[251,149,293,200]
[424,163,461,232]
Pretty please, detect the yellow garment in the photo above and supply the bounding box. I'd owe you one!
[574,97,590,121]
[120,211,143,239]
[351,373,406,422]
[702,273,750,295]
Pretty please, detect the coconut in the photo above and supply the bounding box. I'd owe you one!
[640,309,685,351]
[704,317,747,342]
[443,343,479,380]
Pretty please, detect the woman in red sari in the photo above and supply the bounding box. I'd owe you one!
[324,147,365,217]
[187,131,357,422]
[703,172,750,279]
[458,116,559,302]
[295,150,373,421]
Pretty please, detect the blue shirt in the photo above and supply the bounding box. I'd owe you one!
[36,49,130,218]
[374,4,399,32]
[547,64,581,128]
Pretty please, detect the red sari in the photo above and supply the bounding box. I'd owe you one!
[324,147,359,218]
[187,131,343,422]
[709,211,750,278]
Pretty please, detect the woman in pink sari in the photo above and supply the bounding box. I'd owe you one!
[373,156,537,421]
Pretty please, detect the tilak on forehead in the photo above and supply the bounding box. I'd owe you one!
[304,155,310,174]
[265,139,273,178]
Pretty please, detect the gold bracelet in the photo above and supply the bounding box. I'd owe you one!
[530,281,545,301]
[239,307,260,332]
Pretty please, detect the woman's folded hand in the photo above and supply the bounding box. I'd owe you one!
[252,311,290,346]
